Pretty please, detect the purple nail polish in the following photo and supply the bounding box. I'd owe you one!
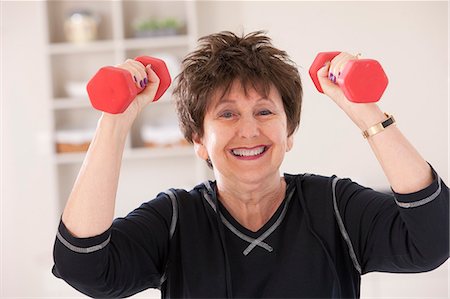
[329,73,337,83]
[140,80,144,88]
[144,78,148,85]
[134,76,137,82]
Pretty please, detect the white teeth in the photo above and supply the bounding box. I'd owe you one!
[232,146,265,157]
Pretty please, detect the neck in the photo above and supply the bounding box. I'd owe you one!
[216,174,286,232]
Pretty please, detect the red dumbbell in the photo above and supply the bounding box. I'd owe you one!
[86,56,172,114]
[309,52,388,103]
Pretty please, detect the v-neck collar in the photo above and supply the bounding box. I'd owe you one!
[201,179,295,255]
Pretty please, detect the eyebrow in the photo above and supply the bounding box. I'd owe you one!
[214,97,274,110]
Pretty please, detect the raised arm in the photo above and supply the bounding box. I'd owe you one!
[316,52,448,272]
[61,60,160,237]
[317,53,433,194]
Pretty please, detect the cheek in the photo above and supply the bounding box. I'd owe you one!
[203,125,225,155]
[268,120,289,141]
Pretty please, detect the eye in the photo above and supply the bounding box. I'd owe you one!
[258,109,273,116]
[219,111,235,119]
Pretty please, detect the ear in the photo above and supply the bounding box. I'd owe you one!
[192,133,209,160]
[286,134,294,152]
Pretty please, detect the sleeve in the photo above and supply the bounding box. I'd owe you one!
[335,165,449,275]
[52,192,173,298]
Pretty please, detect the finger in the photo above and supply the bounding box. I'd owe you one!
[139,65,161,101]
[117,59,144,89]
[317,61,330,80]
[317,61,336,91]
[127,60,149,88]
[329,53,352,83]
[317,61,343,100]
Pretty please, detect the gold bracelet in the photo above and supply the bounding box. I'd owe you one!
[362,113,396,139]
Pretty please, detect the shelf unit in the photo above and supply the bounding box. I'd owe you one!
[44,1,209,223]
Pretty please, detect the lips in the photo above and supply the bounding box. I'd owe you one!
[231,145,268,158]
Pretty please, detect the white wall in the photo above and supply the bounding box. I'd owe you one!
[1,1,62,297]
[1,1,448,298]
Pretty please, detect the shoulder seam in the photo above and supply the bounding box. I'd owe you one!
[164,189,178,239]
[332,177,362,274]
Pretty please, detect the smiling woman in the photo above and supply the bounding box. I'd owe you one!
[52,31,449,298]
[195,81,293,231]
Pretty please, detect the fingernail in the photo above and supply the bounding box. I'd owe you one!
[144,77,148,85]
[329,73,336,83]
[133,76,137,82]
[140,80,144,88]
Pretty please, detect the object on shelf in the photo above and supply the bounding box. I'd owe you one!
[141,125,188,148]
[65,81,88,98]
[132,17,183,38]
[55,129,95,153]
[64,10,100,43]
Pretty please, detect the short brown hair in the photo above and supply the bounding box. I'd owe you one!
[173,31,303,143]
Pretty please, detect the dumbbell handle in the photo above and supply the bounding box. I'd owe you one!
[86,56,171,114]
[309,51,388,103]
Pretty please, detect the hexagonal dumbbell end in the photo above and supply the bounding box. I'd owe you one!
[309,51,388,103]
[86,56,172,114]
[338,59,388,103]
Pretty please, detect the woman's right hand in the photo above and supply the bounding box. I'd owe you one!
[112,59,161,123]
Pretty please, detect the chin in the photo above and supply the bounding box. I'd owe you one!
[230,167,281,185]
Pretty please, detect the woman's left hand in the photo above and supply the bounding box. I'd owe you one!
[316,52,386,131]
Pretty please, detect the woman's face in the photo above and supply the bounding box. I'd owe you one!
[193,80,293,185]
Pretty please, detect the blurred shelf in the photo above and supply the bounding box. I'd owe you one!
[48,35,190,55]
[48,40,116,54]
[55,146,194,165]
[124,35,190,50]
[45,0,202,210]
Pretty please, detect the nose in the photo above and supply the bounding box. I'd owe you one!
[238,115,260,139]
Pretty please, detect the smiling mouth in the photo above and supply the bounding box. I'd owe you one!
[231,146,268,157]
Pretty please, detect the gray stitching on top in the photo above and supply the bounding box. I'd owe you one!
[201,182,294,255]
[220,214,273,252]
[160,190,179,286]
[202,188,272,252]
[395,176,442,208]
[242,188,295,255]
[332,177,362,274]
[204,180,215,196]
[56,230,111,254]
[202,188,217,213]
[165,189,178,239]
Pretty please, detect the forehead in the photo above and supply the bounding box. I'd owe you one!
[209,79,282,108]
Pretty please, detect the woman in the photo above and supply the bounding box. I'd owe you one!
[53,31,449,298]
